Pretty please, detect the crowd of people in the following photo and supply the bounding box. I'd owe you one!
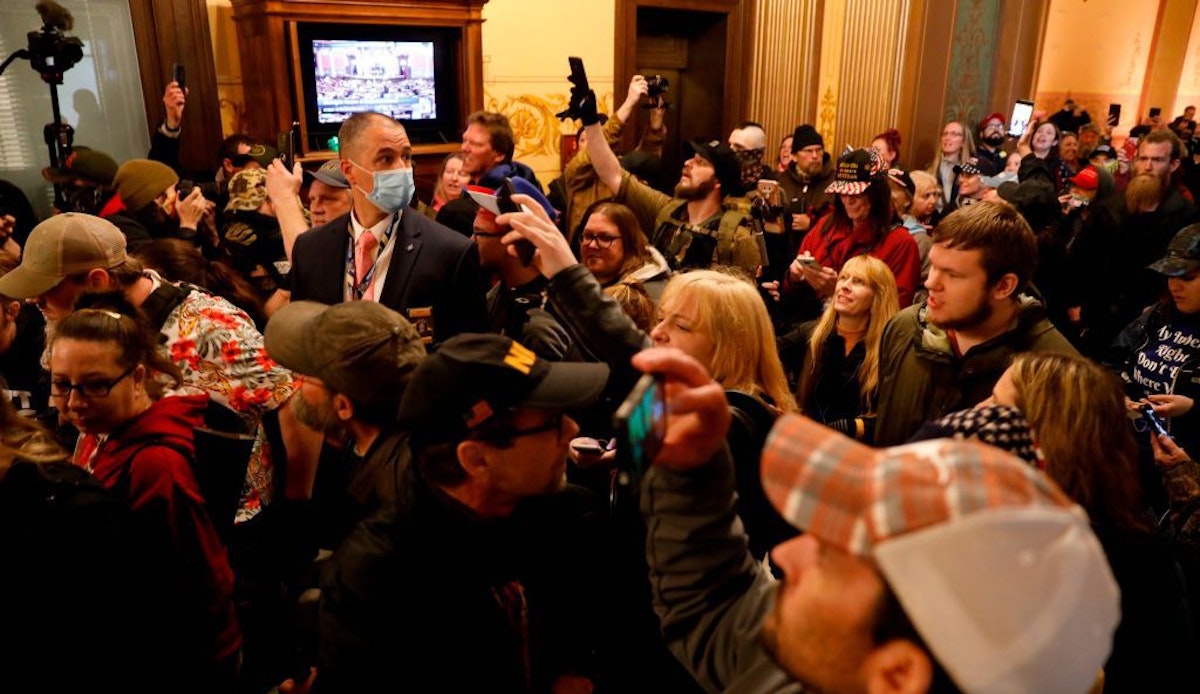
[0,64,1198,693]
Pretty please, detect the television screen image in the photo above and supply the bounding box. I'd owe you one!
[312,39,437,124]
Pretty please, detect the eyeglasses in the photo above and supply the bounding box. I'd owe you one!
[506,413,564,440]
[581,233,621,249]
[50,365,136,399]
[474,413,565,446]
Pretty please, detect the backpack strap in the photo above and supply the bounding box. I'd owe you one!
[140,281,189,333]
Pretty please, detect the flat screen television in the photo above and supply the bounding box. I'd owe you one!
[294,22,463,150]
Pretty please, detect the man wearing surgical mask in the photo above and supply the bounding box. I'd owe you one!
[289,111,487,346]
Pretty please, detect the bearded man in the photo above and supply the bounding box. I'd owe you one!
[873,201,1076,444]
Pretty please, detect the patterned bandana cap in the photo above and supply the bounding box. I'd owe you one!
[758,414,1120,694]
[825,147,886,196]
[225,168,269,212]
[923,404,1044,470]
[734,147,766,189]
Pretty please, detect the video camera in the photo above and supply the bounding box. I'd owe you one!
[643,74,670,109]
[26,1,83,84]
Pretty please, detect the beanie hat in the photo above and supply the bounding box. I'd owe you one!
[791,124,825,153]
[113,159,179,211]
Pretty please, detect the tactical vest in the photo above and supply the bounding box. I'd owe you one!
[651,200,762,274]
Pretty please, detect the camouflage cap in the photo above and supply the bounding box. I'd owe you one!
[1148,224,1200,277]
[225,168,269,212]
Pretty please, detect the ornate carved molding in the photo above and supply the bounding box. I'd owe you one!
[483,89,613,160]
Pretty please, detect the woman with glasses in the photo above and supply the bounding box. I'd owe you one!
[578,202,671,304]
[49,303,240,691]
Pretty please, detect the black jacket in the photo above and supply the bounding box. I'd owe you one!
[317,463,611,692]
[289,210,488,346]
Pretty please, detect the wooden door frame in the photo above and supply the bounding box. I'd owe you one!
[614,0,750,139]
[127,0,223,176]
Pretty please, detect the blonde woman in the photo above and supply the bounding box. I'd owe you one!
[786,256,899,443]
[651,268,798,558]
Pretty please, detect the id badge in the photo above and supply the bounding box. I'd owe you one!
[407,307,434,344]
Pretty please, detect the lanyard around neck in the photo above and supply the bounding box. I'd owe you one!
[345,212,400,299]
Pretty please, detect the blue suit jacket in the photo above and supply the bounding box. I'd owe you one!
[289,209,488,345]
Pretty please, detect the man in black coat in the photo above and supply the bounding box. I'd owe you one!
[289,111,487,345]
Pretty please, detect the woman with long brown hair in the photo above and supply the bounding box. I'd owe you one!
[971,352,1194,690]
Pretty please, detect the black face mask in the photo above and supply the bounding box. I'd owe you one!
[982,133,1006,147]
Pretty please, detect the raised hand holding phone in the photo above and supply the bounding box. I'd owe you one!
[613,373,667,488]
[495,179,537,266]
[556,56,599,125]
[627,347,731,471]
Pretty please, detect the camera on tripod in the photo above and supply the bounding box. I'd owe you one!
[0,2,87,209]
[643,74,670,109]
[27,9,83,84]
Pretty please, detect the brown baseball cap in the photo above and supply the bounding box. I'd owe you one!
[264,300,426,406]
[0,213,127,299]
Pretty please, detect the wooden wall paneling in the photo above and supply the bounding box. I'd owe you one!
[835,0,908,150]
[127,0,224,176]
[988,0,1050,113]
[228,0,487,180]
[896,0,958,171]
[744,0,824,145]
[614,0,747,151]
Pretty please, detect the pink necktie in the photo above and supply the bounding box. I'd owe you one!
[355,231,379,301]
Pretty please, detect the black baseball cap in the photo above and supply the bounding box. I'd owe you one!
[398,333,610,446]
[684,139,744,197]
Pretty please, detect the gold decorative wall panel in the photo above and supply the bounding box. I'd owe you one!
[745,0,823,146]
[833,0,909,150]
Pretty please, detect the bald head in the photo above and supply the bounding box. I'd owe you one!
[338,111,399,161]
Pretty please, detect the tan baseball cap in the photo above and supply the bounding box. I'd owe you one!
[264,300,426,407]
[0,213,127,299]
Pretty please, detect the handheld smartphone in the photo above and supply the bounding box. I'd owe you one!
[571,438,606,457]
[567,56,590,94]
[1149,106,1163,120]
[172,63,186,91]
[1008,99,1035,138]
[1107,103,1121,128]
[613,373,666,488]
[1141,404,1171,438]
[175,179,196,201]
[496,179,536,266]
[797,253,822,271]
[1123,136,1139,161]
[278,121,300,169]
[756,179,779,202]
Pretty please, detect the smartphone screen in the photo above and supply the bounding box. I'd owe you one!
[613,373,666,487]
[1141,404,1170,437]
[1149,106,1162,120]
[172,63,185,91]
[1008,99,1034,138]
[1107,103,1121,128]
